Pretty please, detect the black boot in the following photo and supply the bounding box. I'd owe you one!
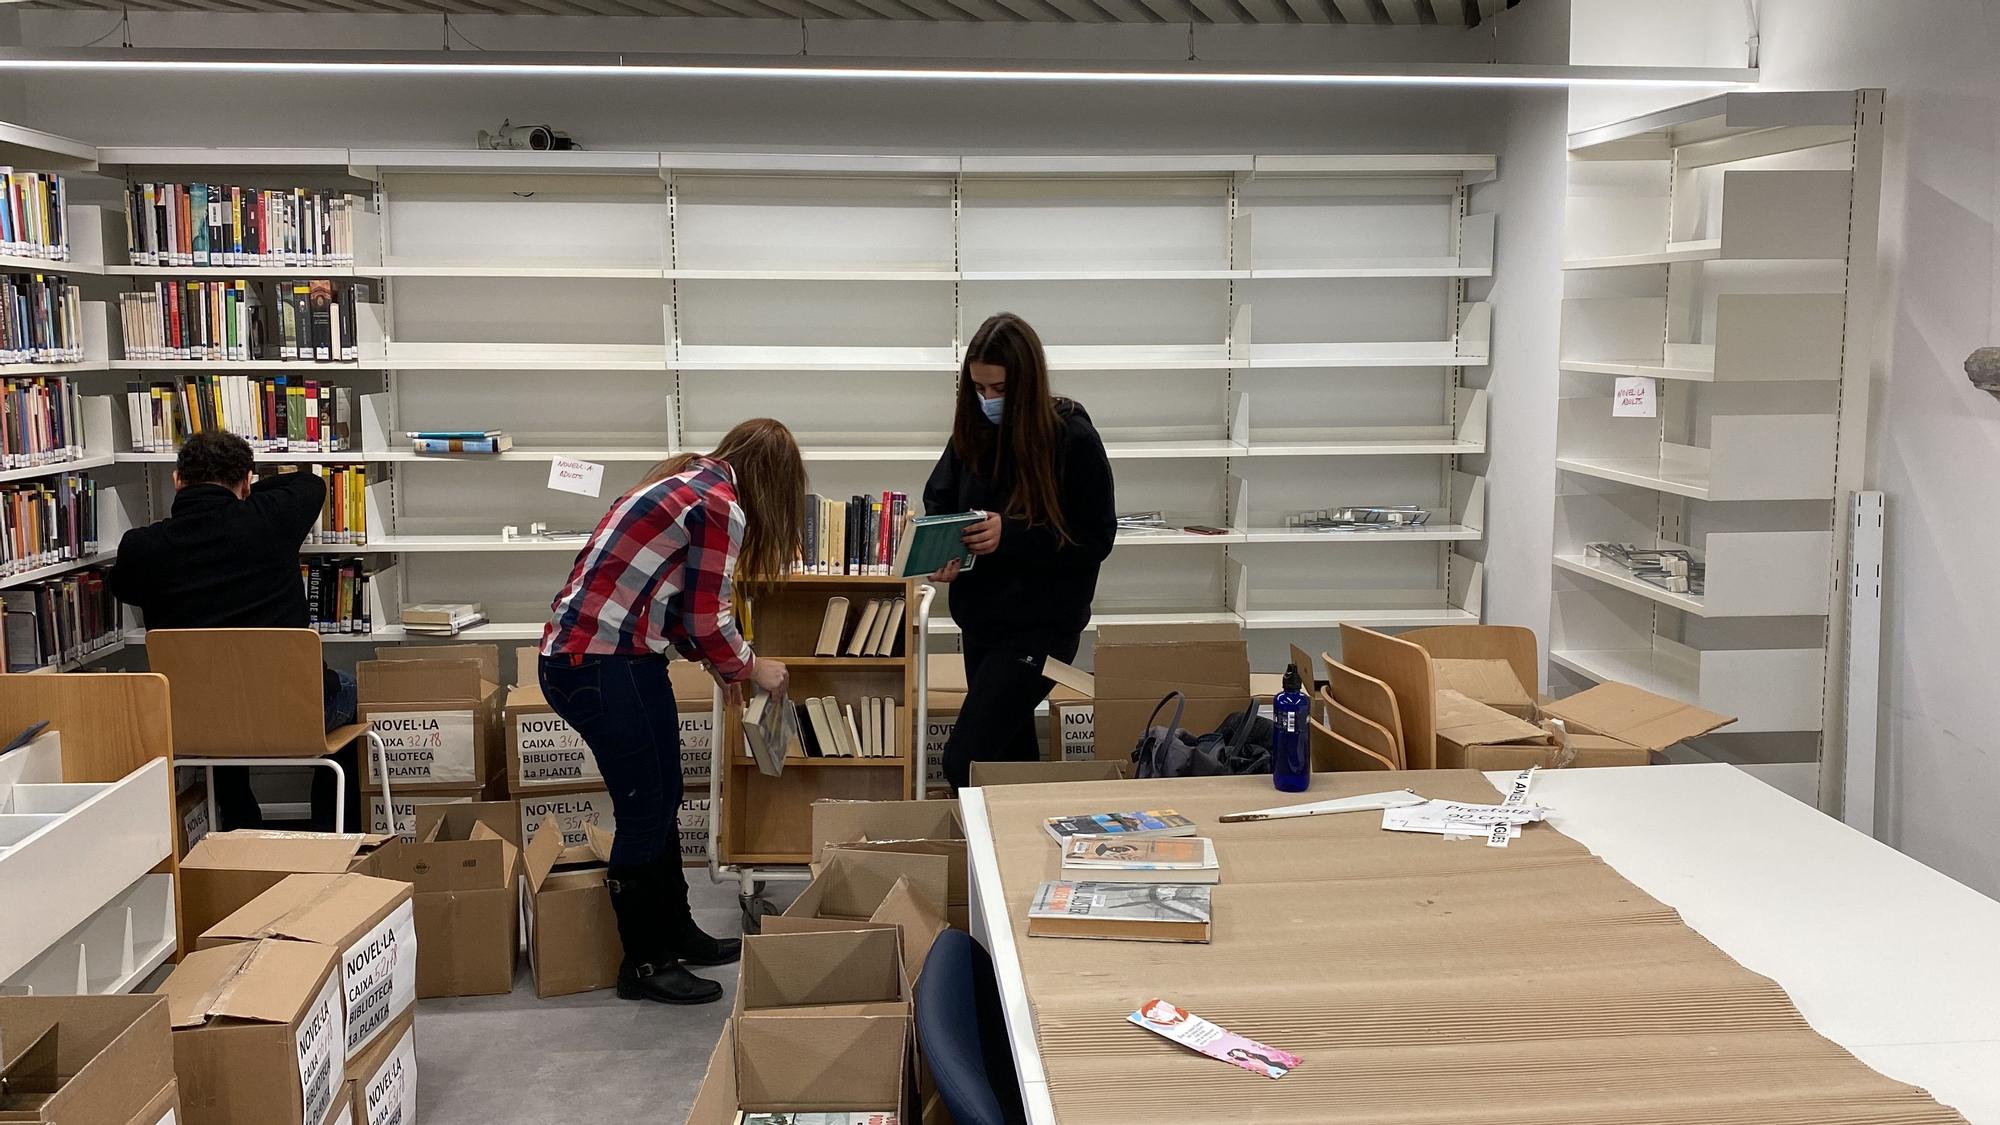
[653,854,742,967]
[605,864,723,1005]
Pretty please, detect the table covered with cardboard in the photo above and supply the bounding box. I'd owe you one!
[976,771,1965,1124]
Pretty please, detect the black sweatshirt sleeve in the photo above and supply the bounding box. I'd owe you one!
[923,447,960,516]
[991,414,1116,573]
[108,525,160,609]
[248,469,328,544]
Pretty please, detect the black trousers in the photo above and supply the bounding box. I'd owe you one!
[943,633,1081,790]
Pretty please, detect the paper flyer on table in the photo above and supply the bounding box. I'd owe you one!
[1127,998,1301,1079]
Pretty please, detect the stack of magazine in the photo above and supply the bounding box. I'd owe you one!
[400,601,485,636]
[1030,809,1218,944]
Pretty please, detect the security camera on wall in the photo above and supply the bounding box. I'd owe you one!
[476,120,578,151]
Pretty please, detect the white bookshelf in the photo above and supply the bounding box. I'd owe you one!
[1550,91,1883,799]
[79,146,1497,655]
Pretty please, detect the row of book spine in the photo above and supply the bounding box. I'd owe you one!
[0,169,69,262]
[306,465,367,545]
[0,275,85,366]
[128,376,357,454]
[0,566,118,673]
[0,473,98,577]
[125,183,359,268]
[799,490,909,576]
[302,556,372,634]
[0,375,84,469]
[117,279,370,363]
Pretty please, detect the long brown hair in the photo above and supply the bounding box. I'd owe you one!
[640,418,805,589]
[954,312,1072,545]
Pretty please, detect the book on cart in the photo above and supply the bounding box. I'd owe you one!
[742,690,798,777]
[890,510,982,578]
[1027,880,1213,943]
[1060,836,1220,884]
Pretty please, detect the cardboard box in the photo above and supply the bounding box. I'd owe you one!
[810,798,964,863]
[1049,698,1095,762]
[1433,689,1556,770]
[738,927,908,1017]
[785,849,951,928]
[1089,623,1251,762]
[161,939,345,1125]
[180,831,398,946]
[412,798,521,846]
[126,1080,181,1125]
[1542,682,1735,752]
[520,817,621,998]
[760,878,948,981]
[686,1016,910,1125]
[343,1014,415,1125]
[359,644,505,792]
[363,806,520,999]
[0,995,176,1125]
[177,780,212,858]
[196,874,417,1063]
[517,788,615,855]
[366,787,483,843]
[968,759,1128,786]
[1434,658,1538,720]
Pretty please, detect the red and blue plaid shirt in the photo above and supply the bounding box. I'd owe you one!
[540,457,754,681]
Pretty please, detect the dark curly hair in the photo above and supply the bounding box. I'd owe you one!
[176,430,255,488]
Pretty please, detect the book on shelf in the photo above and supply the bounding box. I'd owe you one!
[1044,810,1198,846]
[765,695,900,759]
[803,697,841,759]
[128,376,357,454]
[1026,881,1212,943]
[0,169,70,263]
[0,565,119,673]
[813,595,849,656]
[409,430,512,455]
[300,556,371,635]
[742,690,799,777]
[797,490,913,575]
[0,375,85,469]
[115,278,373,363]
[284,464,368,544]
[400,601,483,628]
[891,511,981,578]
[0,275,85,366]
[1060,836,1220,885]
[0,472,98,577]
[842,599,882,657]
[124,182,361,269]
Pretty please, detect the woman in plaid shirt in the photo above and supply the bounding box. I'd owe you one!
[540,418,802,1005]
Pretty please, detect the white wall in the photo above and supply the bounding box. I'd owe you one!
[1687,0,2000,896]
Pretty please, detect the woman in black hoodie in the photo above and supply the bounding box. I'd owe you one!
[924,312,1117,789]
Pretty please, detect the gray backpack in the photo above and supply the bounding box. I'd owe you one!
[1130,691,1273,779]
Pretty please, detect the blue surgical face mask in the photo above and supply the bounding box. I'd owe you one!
[980,395,1006,425]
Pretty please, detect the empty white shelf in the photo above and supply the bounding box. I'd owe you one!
[1237,606,1480,629]
[1559,357,1718,381]
[961,269,1246,282]
[1554,553,1707,615]
[1247,342,1486,368]
[379,262,661,279]
[1250,260,1491,279]
[927,609,1243,637]
[797,446,946,463]
[1040,344,1235,371]
[100,145,354,167]
[669,268,957,281]
[1104,440,1245,460]
[386,342,669,370]
[1555,456,1713,501]
[1246,438,1485,457]
[1114,528,1245,546]
[1241,524,1482,544]
[1550,641,1826,734]
[1563,240,1724,270]
[674,345,956,372]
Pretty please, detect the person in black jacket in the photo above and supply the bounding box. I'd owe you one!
[924,312,1116,788]
[110,430,356,829]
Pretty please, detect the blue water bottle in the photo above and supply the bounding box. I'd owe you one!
[1272,663,1311,792]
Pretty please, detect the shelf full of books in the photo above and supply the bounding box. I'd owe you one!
[118,182,375,272]
[1,564,122,673]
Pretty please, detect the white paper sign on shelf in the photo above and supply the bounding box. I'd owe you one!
[547,457,605,498]
[1613,376,1658,418]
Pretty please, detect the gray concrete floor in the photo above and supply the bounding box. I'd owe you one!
[415,875,798,1124]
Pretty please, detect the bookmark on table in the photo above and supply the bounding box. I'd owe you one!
[1127,998,1301,1080]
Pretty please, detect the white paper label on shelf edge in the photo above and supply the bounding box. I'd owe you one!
[341,900,418,1059]
[294,970,343,1125]
[547,457,605,498]
[1612,376,1658,418]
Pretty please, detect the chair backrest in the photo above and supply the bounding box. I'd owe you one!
[1338,625,1439,770]
[1309,715,1395,772]
[1400,625,1539,698]
[916,929,1028,1125]
[1321,653,1405,766]
[146,628,329,758]
[1317,687,1402,769]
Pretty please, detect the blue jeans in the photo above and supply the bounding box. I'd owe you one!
[539,652,683,866]
[325,668,357,730]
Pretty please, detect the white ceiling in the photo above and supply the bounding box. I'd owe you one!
[17,0,1523,27]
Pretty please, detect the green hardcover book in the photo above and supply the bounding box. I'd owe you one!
[889,510,984,578]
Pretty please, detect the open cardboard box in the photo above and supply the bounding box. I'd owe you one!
[737,927,909,1019]
[1088,623,1251,763]
[519,817,621,998]
[1434,689,1562,770]
[196,873,417,1064]
[160,939,347,1125]
[0,995,176,1125]
[359,644,505,792]
[1542,682,1735,755]
[810,798,963,863]
[686,1016,909,1125]
[364,806,521,998]
[179,831,398,948]
[1434,658,1538,720]
[761,877,947,982]
[785,849,953,931]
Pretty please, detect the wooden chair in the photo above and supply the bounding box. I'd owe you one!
[1338,625,1439,770]
[1400,625,1540,698]
[145,628,389,833]
[1317,687,1403,769]
[1308,715,1395,773]
[1321,652,1406,766]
